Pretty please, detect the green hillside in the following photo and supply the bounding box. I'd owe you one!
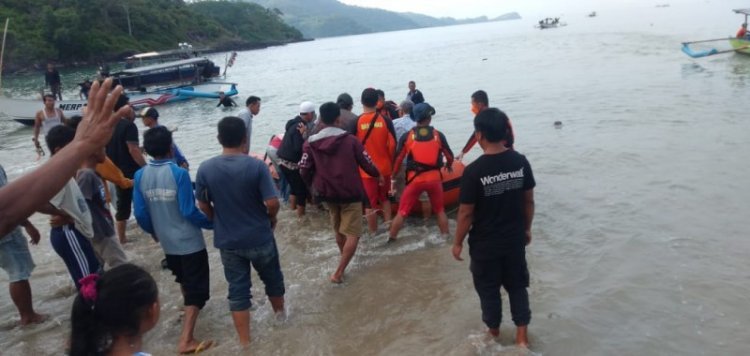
[0,0,303,71]
[244,0,520,38]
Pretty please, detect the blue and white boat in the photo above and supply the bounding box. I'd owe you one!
[0,81,238,126]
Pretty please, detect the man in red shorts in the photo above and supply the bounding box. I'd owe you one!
[356,88,396,234]
[388,102,454,241]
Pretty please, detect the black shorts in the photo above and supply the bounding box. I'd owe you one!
[165,249,210,309]
[279,166,307,207]
[114,186,133,221]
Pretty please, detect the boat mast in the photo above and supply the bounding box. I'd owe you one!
[0,18,9,91]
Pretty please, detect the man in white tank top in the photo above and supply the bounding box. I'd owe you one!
[33,94,67,152]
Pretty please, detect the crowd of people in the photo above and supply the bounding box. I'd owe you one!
[0,78,537,354]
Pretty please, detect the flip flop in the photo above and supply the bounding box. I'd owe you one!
[180,340,214,354]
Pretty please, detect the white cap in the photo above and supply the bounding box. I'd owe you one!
[299,101,316,114]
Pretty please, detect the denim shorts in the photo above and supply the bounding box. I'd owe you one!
[0,229,35,282]
[220,240,285,311]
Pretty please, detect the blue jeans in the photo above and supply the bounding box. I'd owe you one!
[0,229,35,282]
[220,240,285,311]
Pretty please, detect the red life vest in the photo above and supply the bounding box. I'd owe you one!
[403,126,443,184]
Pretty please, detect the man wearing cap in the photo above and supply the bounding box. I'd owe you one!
[237,96,261,153]
[140,107,189,170]
[389,102,454,241]
[106,95,146,244]
[276,102,316,216]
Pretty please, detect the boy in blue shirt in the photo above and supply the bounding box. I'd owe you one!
[133,126,214,354]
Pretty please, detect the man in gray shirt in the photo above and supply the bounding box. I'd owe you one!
[336,93,358,135]
[237,96,261,153]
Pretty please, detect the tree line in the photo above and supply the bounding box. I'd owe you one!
[0,0,304,72]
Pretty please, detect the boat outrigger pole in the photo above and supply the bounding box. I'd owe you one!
[681,8,750,58]
[0,18,9,91]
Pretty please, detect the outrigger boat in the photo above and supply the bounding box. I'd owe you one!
[681,9,750,58]
[0,81,238,126]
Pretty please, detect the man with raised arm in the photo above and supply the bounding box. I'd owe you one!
[0,78,129,236]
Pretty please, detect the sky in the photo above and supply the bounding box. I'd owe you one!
[338,0,693,19]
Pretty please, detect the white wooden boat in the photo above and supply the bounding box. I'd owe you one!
[1,82,238,126]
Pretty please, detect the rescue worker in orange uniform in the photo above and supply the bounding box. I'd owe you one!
[356,88,397,234]
[388,102,454,241]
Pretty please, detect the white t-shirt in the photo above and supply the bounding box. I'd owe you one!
[237,108,254,150]
[50,179,94,238]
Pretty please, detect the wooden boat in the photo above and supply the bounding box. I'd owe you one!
[125,43,208,66]
[0,82,238,126]
[536,18,566,29]
[681,9,750,58]
[730,9,750,55]
[111,57,221,90]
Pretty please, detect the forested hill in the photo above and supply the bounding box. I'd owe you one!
[0,0,304,71]
[243,0,521,38]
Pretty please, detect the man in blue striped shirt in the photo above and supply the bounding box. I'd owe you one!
[133,126,214,354]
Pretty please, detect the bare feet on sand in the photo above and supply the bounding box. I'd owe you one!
[19,313,49,327]
[516,325,529,348]
[330,274,344,284]
[488,328,500,338]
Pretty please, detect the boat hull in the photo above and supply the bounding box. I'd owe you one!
[729,38,750,54]
[391,161,465,216]
[1,82,237,126]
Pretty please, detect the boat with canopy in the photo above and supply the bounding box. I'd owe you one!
[681,9,750,58]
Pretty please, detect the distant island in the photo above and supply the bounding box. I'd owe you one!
[243,0,521,38]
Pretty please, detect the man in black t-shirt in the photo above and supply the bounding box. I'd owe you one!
[45,63,62,100]
[452,108,535,348]
[216,91,236,108]
[105,95,146,244]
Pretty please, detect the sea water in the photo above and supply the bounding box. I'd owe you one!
[0,1,749,355]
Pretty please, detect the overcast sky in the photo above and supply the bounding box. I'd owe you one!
[338,0,692,19]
